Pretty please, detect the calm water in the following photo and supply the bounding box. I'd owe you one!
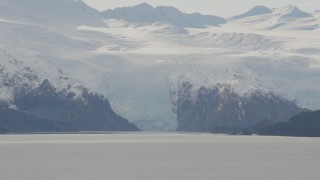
[0,134,319,180]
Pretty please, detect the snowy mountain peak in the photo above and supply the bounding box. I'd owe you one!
[156,5,180,12]
[102,3,225,28]
[110,2,154,12]
[103,3,159,24]
[230,5,317,30]
[276,5,312,19]
[135,2,154,9]
[232,5,272,19]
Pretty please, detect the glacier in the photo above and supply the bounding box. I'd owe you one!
[0,1,319,130]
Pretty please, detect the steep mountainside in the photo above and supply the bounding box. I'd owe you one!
[0,0,104,26]
[0,50,139,132]
[173,82,305,132]
[14,79,138,131]
[254,110,320,137]
[0,104,75,133]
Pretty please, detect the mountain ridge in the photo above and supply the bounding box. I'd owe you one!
[0,0,104,27]
[276,5,312,19]
[231,5,272,19]
[102,2,226,28]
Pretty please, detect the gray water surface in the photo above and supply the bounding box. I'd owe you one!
[0,134,319,180]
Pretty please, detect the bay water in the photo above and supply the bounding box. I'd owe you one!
[0,134,319,180]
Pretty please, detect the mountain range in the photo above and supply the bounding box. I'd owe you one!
[0,0,319,132]
[102,2,225,28]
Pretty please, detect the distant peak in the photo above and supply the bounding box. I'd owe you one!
[248,5,272,14]
[139,2,150,6]
[134,2,154,9]
[232,5,272,19]
[111,2,154,11]
[102,3,225,28]
[281,5,298,13]
[156,6,180,12]
[252,5,271,10]
[277,5,312,18]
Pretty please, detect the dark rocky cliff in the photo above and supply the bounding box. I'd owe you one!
[0,79,139,133]
[0,52,139,133]
[0,103,76,133]
[11,79,139,132]
[174,82,306,133]
[254,110,320,137]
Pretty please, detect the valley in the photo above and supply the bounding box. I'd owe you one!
[0,0,319,132]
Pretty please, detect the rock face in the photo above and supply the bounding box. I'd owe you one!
[254,110,320,137]
[173,82,306,132]
[0,103,76,133]
[11,79,139,132]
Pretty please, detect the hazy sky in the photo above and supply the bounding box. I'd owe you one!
[83,0,320,17]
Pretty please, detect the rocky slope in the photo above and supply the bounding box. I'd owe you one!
[254,110,320,137]
[13,79,139,131]
[0,50,139,133]
[173,82,306,132]
[0,103,76,133]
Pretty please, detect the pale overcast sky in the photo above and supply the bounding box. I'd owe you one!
[83,0,320,17]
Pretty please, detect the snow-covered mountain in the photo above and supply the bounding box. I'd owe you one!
[174,82,305,132]
[228,5,317,30]
[275,5,312,19]
[0,49,138,132]
[231,5,272,19]
[102,3,225,28]
[0,1,319,131]
[0,0,104,27]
